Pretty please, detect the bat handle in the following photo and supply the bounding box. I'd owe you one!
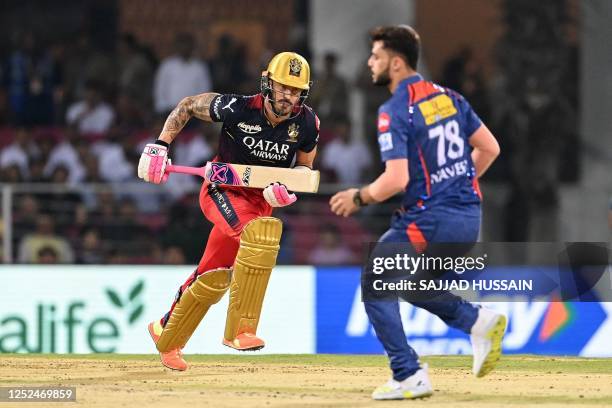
[165,164,207,178]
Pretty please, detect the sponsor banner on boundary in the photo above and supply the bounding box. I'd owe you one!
[315,266,612,357]
[0,266,315,354]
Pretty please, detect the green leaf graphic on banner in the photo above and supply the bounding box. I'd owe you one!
[129,304,144,324]
[106,289,123,308]
[129,281,144,301]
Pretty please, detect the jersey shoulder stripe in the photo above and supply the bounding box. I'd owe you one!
[407,80,445,105]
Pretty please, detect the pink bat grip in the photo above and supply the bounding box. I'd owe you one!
[165,164,206,178]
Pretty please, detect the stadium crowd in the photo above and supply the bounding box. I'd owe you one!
[0,4,578,264]
[0,31,385,265]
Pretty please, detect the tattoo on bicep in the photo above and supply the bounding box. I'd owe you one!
[191,93,219,122]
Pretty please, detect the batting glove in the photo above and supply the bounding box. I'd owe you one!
[263,182,297,207]
[137,141,170,184]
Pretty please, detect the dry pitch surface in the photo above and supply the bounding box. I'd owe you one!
[1,354,611,407]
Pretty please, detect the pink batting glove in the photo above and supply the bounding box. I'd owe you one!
[263,182,297,207]
[137,143,170,184]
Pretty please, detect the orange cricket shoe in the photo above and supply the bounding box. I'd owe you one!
[147,321,188,371]
[223,332,265,351]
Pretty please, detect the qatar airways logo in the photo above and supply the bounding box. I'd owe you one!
[242,136,290,161]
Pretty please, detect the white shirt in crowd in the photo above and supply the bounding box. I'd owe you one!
[91,141,134,182]
[66,101,115,134]
[0,142,29,178]
[321,138,372,184]
[44,141,86,184]
[154,56,212,113]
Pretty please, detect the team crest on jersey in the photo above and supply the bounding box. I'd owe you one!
[287,123,299,142]
[378,112,390,132]
[289,58,302,77]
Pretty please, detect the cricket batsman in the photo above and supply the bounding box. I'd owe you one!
[330,26,505,400]
[137,52,319,371]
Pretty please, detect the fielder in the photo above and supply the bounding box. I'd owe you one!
[330,25,506,400]
[137,52,319,371]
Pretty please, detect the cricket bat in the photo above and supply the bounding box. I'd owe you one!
[165,162,320,193]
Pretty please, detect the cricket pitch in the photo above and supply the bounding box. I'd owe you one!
[1,354,611,407]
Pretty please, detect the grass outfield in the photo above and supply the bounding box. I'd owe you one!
[2,354,612,407]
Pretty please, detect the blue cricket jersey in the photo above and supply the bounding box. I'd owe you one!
[377,74,483,211]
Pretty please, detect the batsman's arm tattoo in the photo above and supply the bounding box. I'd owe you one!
[158,92,220,143]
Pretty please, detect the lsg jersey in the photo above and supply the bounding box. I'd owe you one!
[377,74,483,211]
[208,93,319,168]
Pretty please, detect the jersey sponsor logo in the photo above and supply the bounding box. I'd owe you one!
[418,94,457,125]
[378,112,390,132]
[378,132,393,152]
[287,123,299,142]
[237,122,262,134]
[243,136,290,161]
[430,159,468,185]
[213,96,222,119]
[222,97,237,112]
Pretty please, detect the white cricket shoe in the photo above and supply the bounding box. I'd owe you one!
[371,364,433,400]
[471,307,507,377]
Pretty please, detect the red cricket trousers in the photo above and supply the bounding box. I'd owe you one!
[161,183,273,326]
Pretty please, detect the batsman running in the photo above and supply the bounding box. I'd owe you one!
[330,26,505,400]
[137,52,319,371]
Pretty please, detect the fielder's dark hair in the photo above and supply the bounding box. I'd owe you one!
[369,25,420,70]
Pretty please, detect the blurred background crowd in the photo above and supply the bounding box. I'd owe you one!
[0,0,608,266]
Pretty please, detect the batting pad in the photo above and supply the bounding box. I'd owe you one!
[157,268,231,352]
[224,217,282,341]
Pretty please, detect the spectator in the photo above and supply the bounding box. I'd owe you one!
[39,165,83,227]
[441,47,490,123]
[117,33,154,114]
[76,228,106,264]
[209,34,249,94]
[154,33,212,114]
[163,246,186,264]
[17,214,75,263]
[62,33,115,108]
[44,128,86,184]
[441,47,472,92]
[28,158,48,182]
[308,52,349,127]
[0,128,35,179]
[37,246,59,264]
[13,194,40,239]
[320,120,372,184]
[90,136,134,182]
[3,31,61,125]
[0,164,23,183]
[66,79,115,135]
[307,224,354,265]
